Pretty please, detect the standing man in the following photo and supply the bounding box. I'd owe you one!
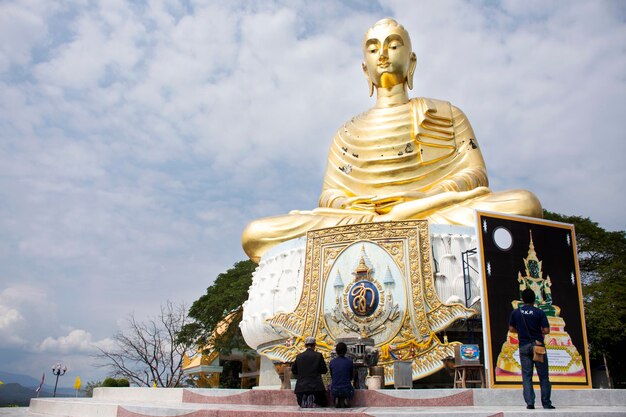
[509,288,555,409]
[329,342,355,408]
[291,337,328,408]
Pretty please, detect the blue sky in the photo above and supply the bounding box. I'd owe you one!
[0,0,624,386]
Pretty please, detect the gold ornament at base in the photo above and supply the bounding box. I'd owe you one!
[259,220,476,386]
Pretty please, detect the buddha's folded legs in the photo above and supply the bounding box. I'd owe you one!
[242,189,542,263]
[384,188,543,226]
[242,209,378,263]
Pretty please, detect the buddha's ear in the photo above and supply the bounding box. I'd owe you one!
[406,52,417,90]
[362,62,374,97]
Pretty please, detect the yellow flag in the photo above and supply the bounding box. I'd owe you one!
[74,376,81,390]
[152,380,157,388]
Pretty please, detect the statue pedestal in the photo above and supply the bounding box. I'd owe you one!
[241,221,480,387]
[257,355,281,388]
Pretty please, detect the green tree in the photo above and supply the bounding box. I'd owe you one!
[544,211,626,284]
[83,381,102,398]
[101,378,118,387]
[544,210,626,387]
[116,378,130,387]
[178,260,256,355]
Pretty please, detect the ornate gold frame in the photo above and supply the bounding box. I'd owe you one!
[261,220,477,384]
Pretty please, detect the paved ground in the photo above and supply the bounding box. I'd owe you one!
[10,388,626,417]
[4,404,626,417]
[0,409,35,416]
[0,409,54,417]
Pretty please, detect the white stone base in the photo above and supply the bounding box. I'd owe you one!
[258,355,281,387]
[240,223,483,382]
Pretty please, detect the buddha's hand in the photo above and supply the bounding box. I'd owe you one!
[370,191,428,214]
[340,195,378,212]
[382,187,491,220]
[370,191,428,203]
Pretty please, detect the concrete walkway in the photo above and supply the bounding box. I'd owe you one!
[18,388,626,417]
[4,403,626,417]
[0,410,43,416]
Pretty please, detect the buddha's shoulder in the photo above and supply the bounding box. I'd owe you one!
[415,96,451,108]
[413,97,467,118]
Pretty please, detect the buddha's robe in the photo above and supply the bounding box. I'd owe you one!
[243,98,541,262]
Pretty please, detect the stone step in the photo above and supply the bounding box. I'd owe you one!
[28,398,626,417]
[92,387,626,408]
[182,387,474,407]
[27,388,626,417]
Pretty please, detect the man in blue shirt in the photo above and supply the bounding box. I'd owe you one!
[329,342,354,408]
[509,288,555,409]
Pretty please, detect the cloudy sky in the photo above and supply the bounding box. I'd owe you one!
[0,0,624,386]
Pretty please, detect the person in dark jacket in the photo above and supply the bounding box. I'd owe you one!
[329,342,354,408]
[509,288,555,410]
[291,337,328,408]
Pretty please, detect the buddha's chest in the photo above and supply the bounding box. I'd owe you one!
[338,113,457,168]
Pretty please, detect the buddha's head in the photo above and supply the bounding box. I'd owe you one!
[362,18,417,96]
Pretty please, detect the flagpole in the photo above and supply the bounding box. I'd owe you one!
[35,372,45,398]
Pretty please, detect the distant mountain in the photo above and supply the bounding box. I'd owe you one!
[0,383,37,407]
[0,371,82,398]
[0,371,41,388]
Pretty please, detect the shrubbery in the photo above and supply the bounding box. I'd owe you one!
[117,378,130,387]
[101,377,130,387]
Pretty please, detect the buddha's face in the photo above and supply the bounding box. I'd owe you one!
[363,23,414,89]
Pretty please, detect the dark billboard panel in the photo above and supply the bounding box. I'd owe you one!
[476,211,591,388]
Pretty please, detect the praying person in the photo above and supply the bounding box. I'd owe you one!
[329,342,355,408]
[291,337,328,408]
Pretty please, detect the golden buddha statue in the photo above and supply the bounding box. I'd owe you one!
[243,18,542,262]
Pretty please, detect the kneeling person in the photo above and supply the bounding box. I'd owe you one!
[291,337,328,408]
[330,342,355,408]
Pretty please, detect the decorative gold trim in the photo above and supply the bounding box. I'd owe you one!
[267,220,477,383]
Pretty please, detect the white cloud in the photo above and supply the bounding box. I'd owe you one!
[0,305,26,346]
[0,306,23,329]
[0,284,53,348]
[0,1,49,71]
[38,329,114,354]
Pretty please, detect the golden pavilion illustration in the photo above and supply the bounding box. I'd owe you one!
[495,231,586,383]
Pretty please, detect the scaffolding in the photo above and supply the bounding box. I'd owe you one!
[461,248,480,343]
